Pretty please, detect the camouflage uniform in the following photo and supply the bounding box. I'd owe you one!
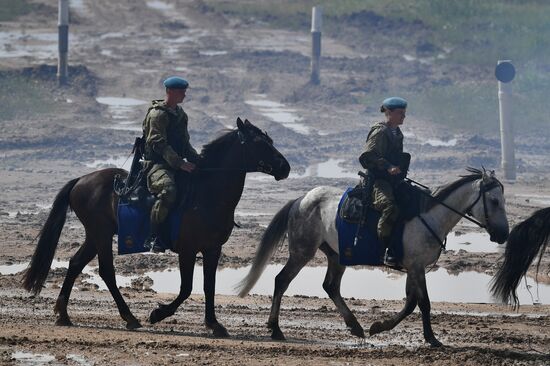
[142,100,200,232]
[359,122,404,242]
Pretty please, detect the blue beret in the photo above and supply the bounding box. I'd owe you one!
[382,97,407,110]
[163,76,189,89]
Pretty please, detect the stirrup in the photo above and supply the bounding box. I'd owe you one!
[144,236,165,253]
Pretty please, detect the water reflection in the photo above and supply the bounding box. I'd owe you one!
[2,261,547,304]
[245,98,310,135]
[290,158,358,179]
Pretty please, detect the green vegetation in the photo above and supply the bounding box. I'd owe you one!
[206,0,549,134]
[0,0,33,21]
[0,74,56,121]
[206,0,549,66]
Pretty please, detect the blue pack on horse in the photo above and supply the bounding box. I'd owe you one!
[237,168,509,346]
[22,118,290,337]
[335,178,426,266]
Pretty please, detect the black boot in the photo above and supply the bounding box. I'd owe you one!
[380,238,398,268]
[383,248,399,268]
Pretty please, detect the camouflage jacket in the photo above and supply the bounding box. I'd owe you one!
[142,100,200,170]
[359,122,404,175]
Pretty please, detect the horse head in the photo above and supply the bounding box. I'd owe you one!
[467,168,509,244]
[236,117,290,181]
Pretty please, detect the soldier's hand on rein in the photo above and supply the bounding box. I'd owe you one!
[387,166,401,175]
[180,161,196,172]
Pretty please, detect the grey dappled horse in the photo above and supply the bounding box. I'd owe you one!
[237,168,509,347]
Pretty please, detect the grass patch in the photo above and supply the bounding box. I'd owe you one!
[0,0,33,21]
[0,73,57,121]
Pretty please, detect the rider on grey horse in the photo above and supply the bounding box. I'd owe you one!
[359,97,409,267]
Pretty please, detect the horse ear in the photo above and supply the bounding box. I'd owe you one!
[244,118,252,126]
[236,117,244,130]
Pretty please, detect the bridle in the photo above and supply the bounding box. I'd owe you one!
[198,129,275,174]
[237,130,274,174]
[464,178,504,230]
[409,176,504,249]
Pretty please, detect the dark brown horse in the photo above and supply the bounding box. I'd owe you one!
[22,118,290,336]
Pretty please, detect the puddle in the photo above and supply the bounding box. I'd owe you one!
[96,96,147,131]
[85,155,131,169]
[69,0,87,13]
[423,138,458,147]
[199,50,228,56]
[515,193,550,206]
[290,159,359,179]
[0,260,134,291]
[0,31,63,60]
[67,354,93,366]
[146,0,174,10]
[245,98,309,135]
[11,351,56,364]
[445,231,502,253]
[2,261,547,304]
[146,265,550,304]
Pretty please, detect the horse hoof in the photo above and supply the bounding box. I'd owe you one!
[270,329,286,341]
[428,338,443,348]
[212,325,230,338]
[350,325,365,338]
[55,317,73,327]
[126,319,143,330]
[149,309,163,324]
[369,321,384,336]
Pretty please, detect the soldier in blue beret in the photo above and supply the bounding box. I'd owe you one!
[359,97,410,267]
[142,76,200,252]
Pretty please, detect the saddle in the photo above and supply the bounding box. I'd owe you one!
[113,137,193,254]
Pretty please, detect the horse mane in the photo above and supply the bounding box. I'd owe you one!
[426,167,485,209]
[199,129,237,166]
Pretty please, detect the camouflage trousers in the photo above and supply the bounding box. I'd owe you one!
[147,164,178,231]
[372,179,400,245]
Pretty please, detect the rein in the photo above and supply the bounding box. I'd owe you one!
[406,177,503,250]
[406,177,498,229]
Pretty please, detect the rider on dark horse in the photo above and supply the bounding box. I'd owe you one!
[142,76,200,252]
[359,97,409,267]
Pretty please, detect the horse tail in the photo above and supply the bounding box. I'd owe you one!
[236,198,299,297]
[490,207,550,307]
[22,177,80,295]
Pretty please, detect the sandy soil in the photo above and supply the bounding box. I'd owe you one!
[1,1,549,365]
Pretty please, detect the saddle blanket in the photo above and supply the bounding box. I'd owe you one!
[335,188,404,266]
[117,203,183,255]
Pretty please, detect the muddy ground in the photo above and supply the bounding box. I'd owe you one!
[0,0,549,365]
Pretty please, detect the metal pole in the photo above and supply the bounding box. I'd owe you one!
[497,60,515,180]
[310,6,322,85]
[57,0,69,85]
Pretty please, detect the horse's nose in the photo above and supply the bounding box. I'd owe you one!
[275,158,290,180]
[490,224,509,244]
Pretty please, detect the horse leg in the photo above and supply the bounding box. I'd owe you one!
[54,240,97,326]
[414,270,442,347]
[96,233,142,330]
[149,252,196,324]
[319,243,364,338]
[268,252,313,341]
[369,273,417,336]
[203,247,229,338]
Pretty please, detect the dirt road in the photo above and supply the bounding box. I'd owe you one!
[1,1,549,365]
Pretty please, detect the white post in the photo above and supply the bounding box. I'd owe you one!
[310,6,322,85]
[497,60,515,180]
[57,0,69,85]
